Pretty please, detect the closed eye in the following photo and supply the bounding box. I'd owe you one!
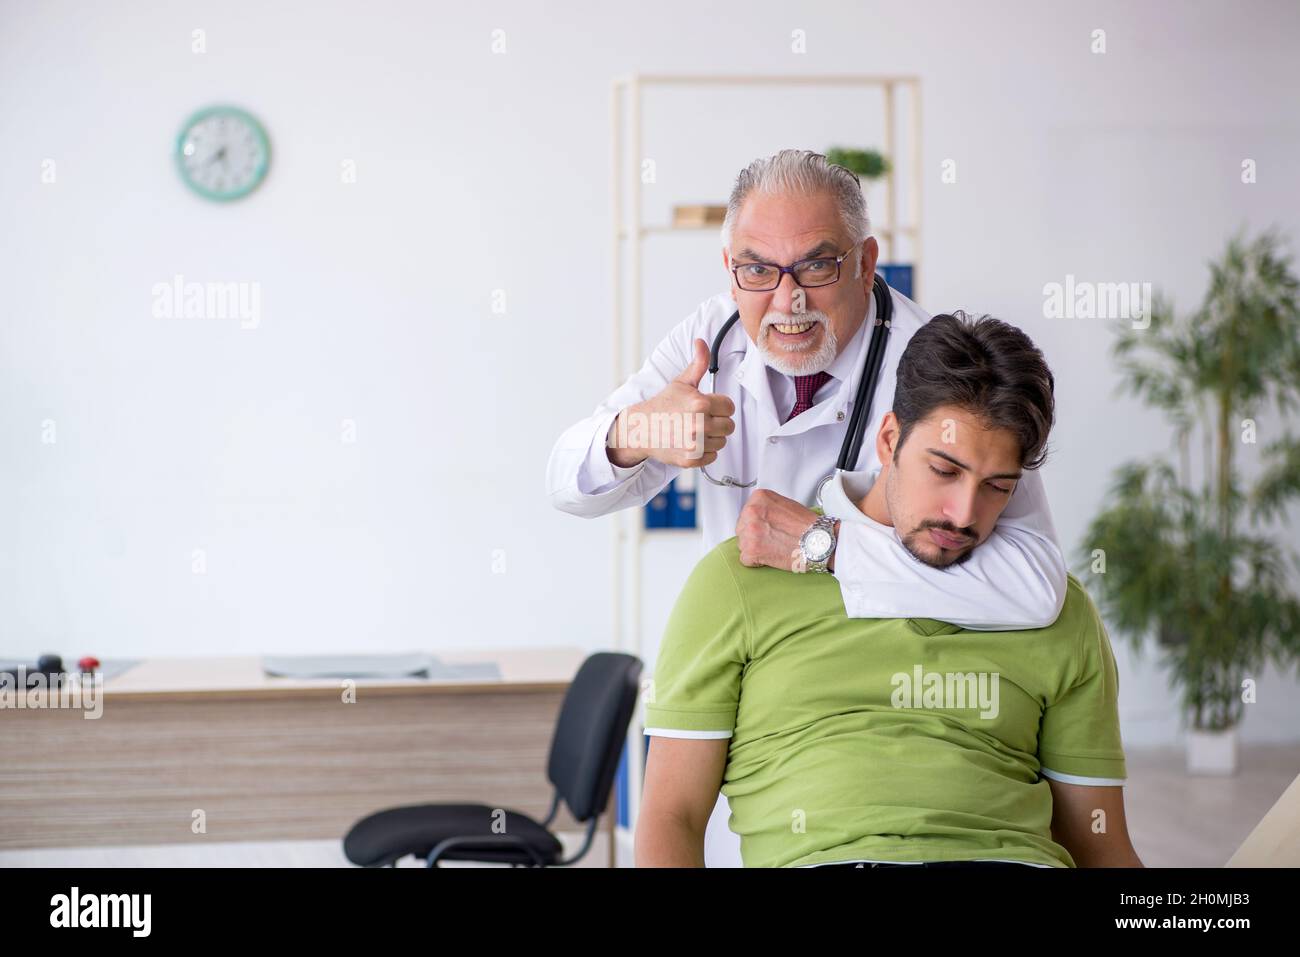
[931,463,1013,494]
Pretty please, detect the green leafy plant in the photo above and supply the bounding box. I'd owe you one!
[826,147,891,181]
[1079,230,1300,732]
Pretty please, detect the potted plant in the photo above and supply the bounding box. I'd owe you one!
[826,147,891,188]
[1079,230,1300,775]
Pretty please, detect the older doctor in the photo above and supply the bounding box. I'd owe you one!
[546,149,1067,865]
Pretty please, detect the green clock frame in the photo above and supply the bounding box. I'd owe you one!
[174,105,271,202]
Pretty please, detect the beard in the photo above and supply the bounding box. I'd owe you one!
[756,309,838,376]
[884,465,978,568]
[900,521,977,568]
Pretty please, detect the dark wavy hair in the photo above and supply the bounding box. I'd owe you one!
[892,311,1056,469]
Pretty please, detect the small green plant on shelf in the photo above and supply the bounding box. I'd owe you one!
[826,147,891,182]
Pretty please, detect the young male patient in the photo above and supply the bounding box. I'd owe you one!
[635,312,1143,868]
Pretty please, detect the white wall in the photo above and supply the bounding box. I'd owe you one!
[2,0,1298,746]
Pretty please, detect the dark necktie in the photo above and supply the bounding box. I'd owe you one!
[786,371,833,423]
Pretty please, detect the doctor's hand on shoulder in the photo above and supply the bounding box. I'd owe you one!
[605,337,737,470]
[736,489,832,571]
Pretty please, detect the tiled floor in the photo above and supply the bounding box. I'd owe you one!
[3,745,1295,868]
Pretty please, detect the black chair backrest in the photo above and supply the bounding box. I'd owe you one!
[546,652,643,822]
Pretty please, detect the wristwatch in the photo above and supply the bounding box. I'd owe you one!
[797,515,839,574]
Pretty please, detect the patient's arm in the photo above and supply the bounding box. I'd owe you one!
[735,469,1067,630]
[635,737,728,867]
[833,467,1066,629]
[1048,779,1144,867]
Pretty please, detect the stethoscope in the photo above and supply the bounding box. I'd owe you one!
[700,273,893,510]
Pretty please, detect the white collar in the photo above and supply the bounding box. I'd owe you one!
[822,317,868,386]
[818,466,895,536]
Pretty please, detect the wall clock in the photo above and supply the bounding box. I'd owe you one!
[175,105,270,201]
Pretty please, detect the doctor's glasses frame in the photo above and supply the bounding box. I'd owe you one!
[729,243,860,292]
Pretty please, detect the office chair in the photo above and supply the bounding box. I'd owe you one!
[342,651,643,868]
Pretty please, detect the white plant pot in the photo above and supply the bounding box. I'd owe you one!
[1186,726,1239,776]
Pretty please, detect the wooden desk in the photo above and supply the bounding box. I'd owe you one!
[0,647,603,857]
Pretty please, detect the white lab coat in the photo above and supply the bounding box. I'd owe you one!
[545,285,1068,866]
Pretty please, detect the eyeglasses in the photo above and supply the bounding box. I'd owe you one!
[730,244,858,292]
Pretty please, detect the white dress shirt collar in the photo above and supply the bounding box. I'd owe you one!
[741,302,875,435]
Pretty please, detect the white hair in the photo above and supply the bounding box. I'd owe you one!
[719,149,872,251]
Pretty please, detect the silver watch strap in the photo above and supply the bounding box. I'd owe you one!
[803,515,838,574]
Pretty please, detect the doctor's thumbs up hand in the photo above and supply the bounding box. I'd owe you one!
[606,337,737,469]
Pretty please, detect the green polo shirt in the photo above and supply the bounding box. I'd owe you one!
[642,538,1127,868]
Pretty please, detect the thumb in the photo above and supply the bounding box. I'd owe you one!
[676,337,710,388]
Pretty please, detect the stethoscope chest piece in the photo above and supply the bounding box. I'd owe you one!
[814,472,835,512]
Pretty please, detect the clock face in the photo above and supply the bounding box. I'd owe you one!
[175,106,270,201]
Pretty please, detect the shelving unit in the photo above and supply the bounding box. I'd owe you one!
[608,73,923,860]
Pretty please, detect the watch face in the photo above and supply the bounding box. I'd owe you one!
[803,528,833,561]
